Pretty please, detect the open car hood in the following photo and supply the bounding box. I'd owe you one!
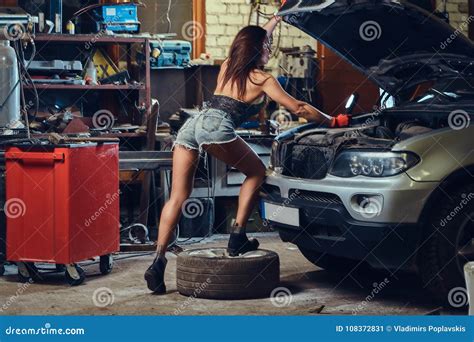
[278,0,474,94]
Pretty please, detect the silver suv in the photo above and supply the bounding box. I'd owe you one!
[261,0,474,303]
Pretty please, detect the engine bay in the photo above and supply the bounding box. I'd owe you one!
[276,108,455,180]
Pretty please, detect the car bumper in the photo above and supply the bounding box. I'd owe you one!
[261,171,438,269]
[265,171,437,224]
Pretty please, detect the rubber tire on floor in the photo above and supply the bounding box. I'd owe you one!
[418,184,474,305]
[298,246,365,273]
[176,248,280,300]
[0,263,4,276]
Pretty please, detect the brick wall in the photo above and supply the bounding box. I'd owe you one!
[205,0,317,74]
[205,1,471,72]
[436,0,471,36]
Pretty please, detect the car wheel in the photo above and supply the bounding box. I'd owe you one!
[298,246,364,273]
[176,248,280,300]
[418,184,474,306]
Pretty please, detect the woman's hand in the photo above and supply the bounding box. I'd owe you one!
[295,103,332,125]
[295,103,351,127]
[263,14,282,37]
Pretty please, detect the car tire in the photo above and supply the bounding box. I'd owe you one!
[176,248,280,300]
[298,246,364,273]
[418,184,474,306]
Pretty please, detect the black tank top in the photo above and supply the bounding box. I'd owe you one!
[205,94,266,127]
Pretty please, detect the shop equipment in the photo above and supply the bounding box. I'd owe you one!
[0,7,33,29]
[95,4,140,33]
[0,40,20,128]
[150,40,192,69]
[5,142,119,285]
[75,3,141,34]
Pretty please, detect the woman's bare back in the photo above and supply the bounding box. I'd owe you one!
[214,60,269,104]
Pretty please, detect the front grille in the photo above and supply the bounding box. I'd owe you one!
[289,189,342,204]
[301,222,344,238]
[261,184,280,198]
[282,144,330,180]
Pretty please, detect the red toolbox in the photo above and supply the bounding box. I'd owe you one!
[5,142,119,285]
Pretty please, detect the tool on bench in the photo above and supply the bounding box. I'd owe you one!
[72,2,143,34]
[150,40,192,69]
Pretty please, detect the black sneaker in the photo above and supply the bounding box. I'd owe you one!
[144,255,167,294]
[227,233,260,257]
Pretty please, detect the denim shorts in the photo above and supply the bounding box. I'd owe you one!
[173,108,238,153]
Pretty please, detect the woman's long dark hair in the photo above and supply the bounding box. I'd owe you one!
[219,26,268,99]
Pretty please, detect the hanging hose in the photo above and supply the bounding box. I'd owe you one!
[121,223,149,243]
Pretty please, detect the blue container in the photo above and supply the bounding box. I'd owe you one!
[96,4,140,33]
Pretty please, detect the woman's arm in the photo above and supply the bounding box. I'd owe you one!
[262,75,333,125]
[263,15,282,37]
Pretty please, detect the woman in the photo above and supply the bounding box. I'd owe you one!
[145,15,349,294]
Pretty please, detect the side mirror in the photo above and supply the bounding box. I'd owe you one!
[345,93,359,114]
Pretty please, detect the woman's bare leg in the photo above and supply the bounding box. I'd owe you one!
[156,145,199,255]
[203,137,266,229]
[145,145,199,293]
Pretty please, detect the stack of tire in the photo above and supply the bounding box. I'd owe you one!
[177,248,280,300]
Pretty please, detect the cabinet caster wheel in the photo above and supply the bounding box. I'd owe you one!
[99,255,113,275]
[17,262,40,283]
[65,265,85,286]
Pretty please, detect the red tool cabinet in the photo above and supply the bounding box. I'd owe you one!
[5,143,119,284]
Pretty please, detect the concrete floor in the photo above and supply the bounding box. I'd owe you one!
[0,233,462,315]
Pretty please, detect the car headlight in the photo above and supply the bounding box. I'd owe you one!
[329,150,420,177]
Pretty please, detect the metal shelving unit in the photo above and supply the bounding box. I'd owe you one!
[24,33,152,130]
[22,33,160,239]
